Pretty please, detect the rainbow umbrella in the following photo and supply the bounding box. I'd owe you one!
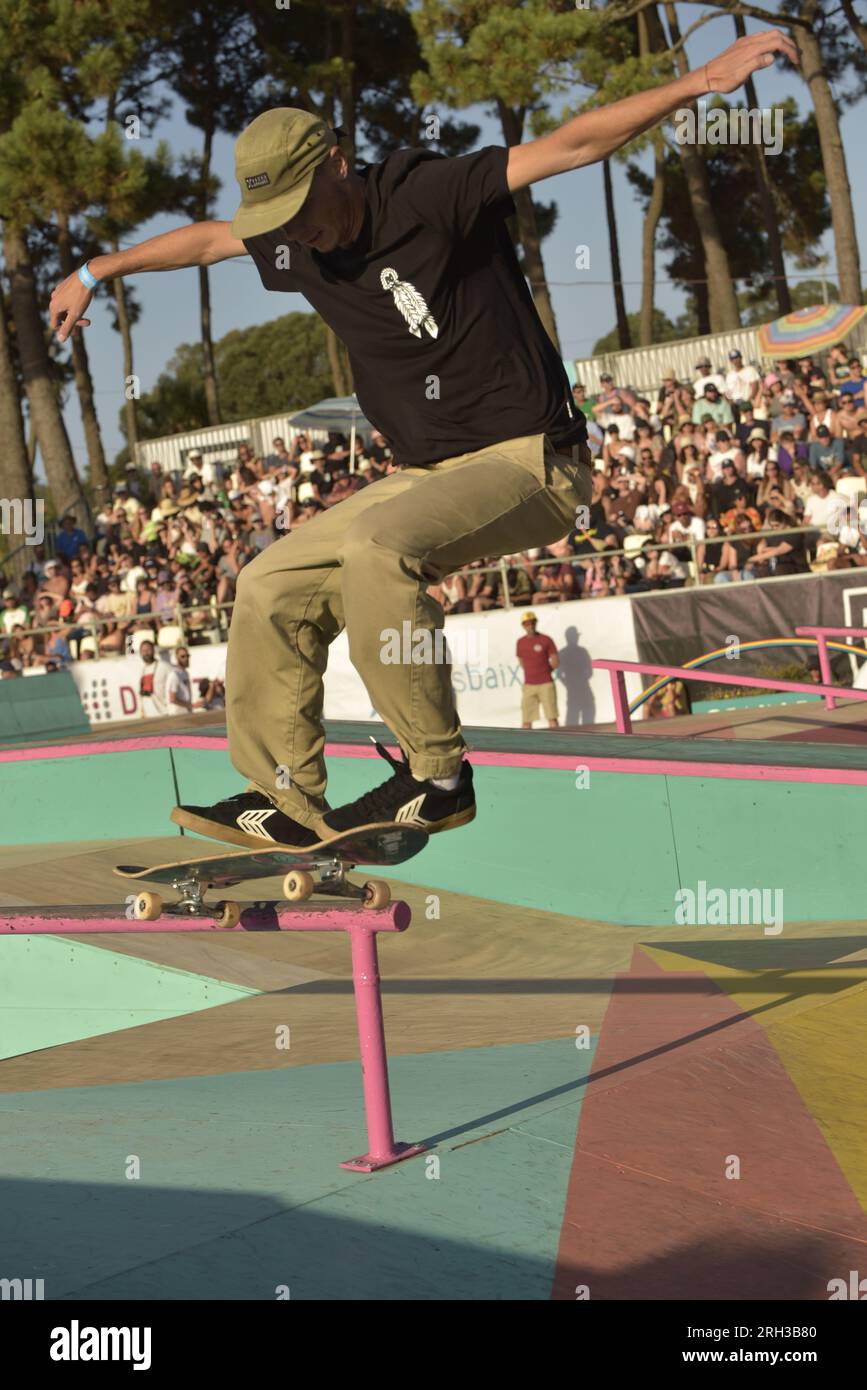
[757,304,867,358]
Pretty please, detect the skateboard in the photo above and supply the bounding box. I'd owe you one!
[114,825,428,928]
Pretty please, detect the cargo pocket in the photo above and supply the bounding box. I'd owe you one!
[543,436,593,528]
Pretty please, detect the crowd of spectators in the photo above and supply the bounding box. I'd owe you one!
[0,428,399,682]
[1,342,866,681]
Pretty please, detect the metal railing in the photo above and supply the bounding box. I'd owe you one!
[0,521,836,666]
[594,656,867,735]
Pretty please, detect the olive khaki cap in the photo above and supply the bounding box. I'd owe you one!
[231,109,339,238]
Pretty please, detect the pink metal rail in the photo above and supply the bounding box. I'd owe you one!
[795,625,867,711]
[0,901,424,1174]
[593,657,867,734]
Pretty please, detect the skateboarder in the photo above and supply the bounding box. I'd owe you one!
[49,27,795,850]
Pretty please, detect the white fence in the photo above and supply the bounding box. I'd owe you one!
[133,410,369,476]
[572,320,867,395]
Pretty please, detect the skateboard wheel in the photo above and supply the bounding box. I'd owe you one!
[215,900,241,929]
[133,891,162,922]
[363,879,391,909]
[283,870,314,903]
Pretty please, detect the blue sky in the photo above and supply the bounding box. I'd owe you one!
[62,10,866,474]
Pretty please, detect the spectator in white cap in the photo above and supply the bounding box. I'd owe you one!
[184,448,219,490]
[2,587,28,635]
[723,348,760,411]
[693,356,725,398]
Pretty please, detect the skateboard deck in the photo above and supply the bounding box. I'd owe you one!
[114,824,428,926]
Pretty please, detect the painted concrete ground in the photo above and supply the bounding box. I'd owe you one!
[2,824,866,1300]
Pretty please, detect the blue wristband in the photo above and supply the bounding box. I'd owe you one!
[77,262,98,290]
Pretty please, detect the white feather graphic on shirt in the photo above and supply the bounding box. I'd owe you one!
[380,267,439,339]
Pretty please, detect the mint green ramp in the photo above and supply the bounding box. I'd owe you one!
[7,726,867,923]
[0,749,182,845]
[0,938,255,1059]
[665,775,867,923]
[0,1037,593,1299]
[0,671,88,744]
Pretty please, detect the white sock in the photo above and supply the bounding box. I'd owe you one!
[429,770,462,791]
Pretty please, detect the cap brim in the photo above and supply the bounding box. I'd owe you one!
[230,168,316,239]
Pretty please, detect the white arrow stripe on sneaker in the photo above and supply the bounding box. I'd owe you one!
[394,795,427,826]
[236,808,278,839]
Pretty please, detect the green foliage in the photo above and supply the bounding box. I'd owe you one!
[411,0,597,116]
[593,309,681,355]
[122,311,333,449]
[625,99,832,322]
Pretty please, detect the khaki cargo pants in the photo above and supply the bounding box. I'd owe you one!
[227,432,592,828]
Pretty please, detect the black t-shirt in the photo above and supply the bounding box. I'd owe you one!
[773,531,809,575]
[243,146,586,467]
[736,418,770,448]
[711,477,752,518]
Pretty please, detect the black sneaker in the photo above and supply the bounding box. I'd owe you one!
[322,741,475,836]
[171,791,320,850]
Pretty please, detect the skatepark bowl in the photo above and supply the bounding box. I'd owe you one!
[1,707,867,1301]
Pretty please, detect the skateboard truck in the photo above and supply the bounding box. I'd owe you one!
[117,826,426,928]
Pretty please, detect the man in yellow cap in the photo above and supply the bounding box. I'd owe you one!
[48,27,796,849]
[516,613,560,729]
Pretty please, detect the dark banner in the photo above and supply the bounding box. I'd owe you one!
[631,571,867,677]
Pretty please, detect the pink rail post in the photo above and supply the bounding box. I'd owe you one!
[795,626,867,712]
[341,920,425,1172]
[594,657,867,731]
[608,666,632,734]
[0,901,425,1173]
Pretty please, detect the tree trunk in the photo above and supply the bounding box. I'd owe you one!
[56,212,110,506]
[664,3,741,332]
[840,0,867,52]
[497,100,561,351]
[637,10,665,347]
[735,14,790,314]
[111,237,139,456]
[602,159,631,350]
[0,289,33,584]
[639,139,665,346]
[198,125,221,425]
[794,11,863,306]
[3,224,89,527]
[325,326,351,396]
[105,91,140,457]
[339,0,356,154]
[695,281,711,338]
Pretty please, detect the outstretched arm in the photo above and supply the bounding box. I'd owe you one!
[506,28,798,193]
[49,220,247,343]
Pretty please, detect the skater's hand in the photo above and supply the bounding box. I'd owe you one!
[49,272,94,343]
[704,29,798,94]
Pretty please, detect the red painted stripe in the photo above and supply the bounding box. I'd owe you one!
[551,948,867,1300]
